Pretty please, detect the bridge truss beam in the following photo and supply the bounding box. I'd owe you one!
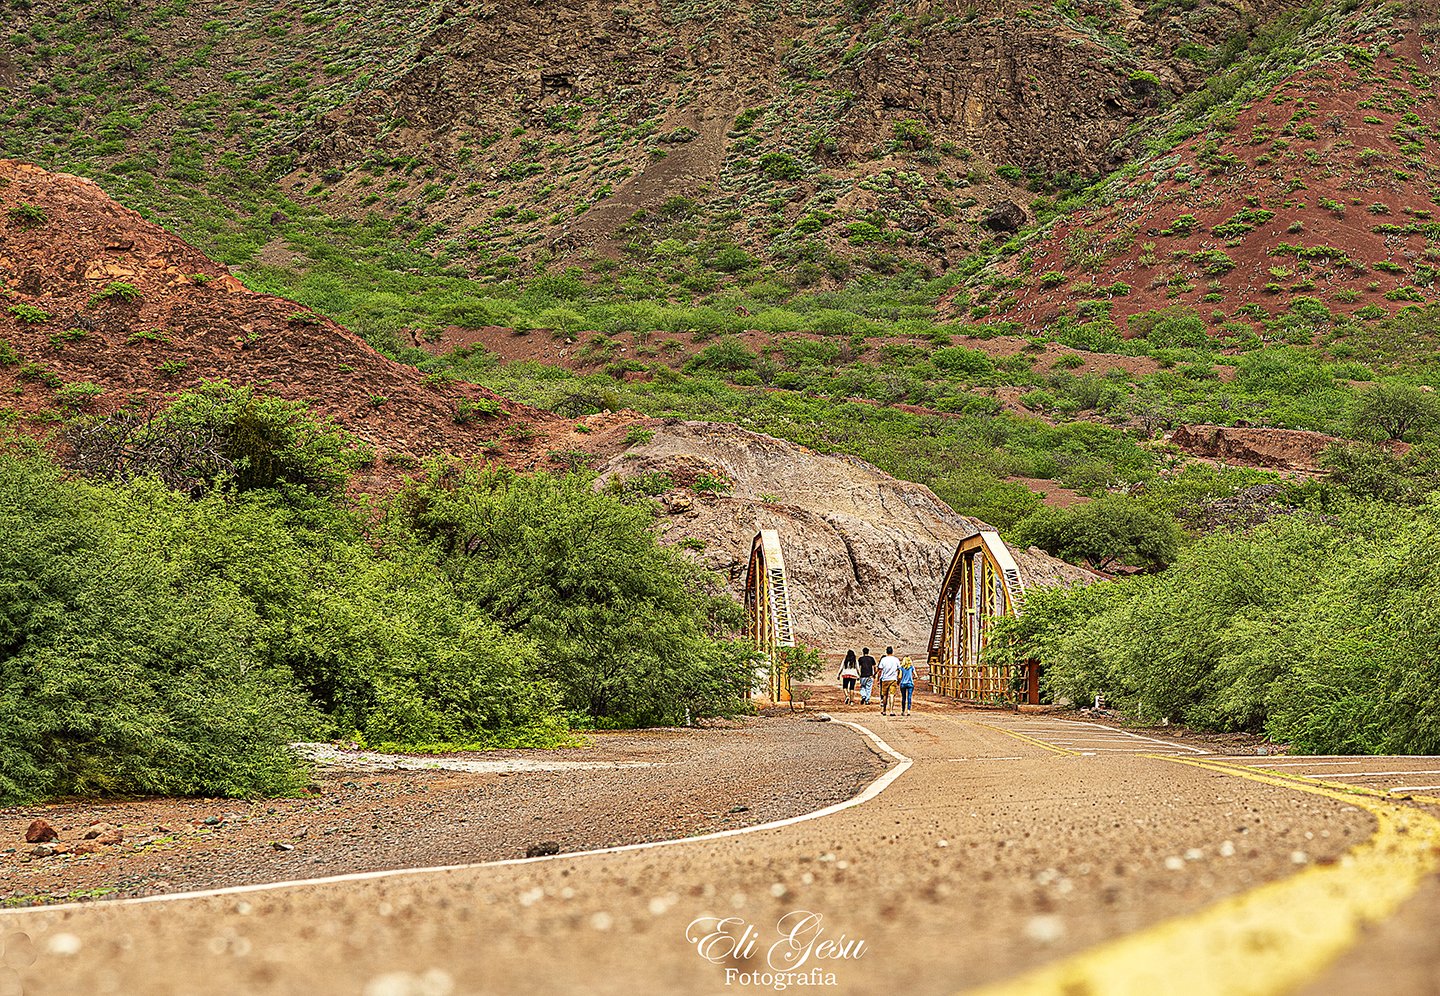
[744,529,795,702]
[926,530,1030,704]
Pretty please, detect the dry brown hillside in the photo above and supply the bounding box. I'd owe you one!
[966,12,1440,339]
[0,159,636,469]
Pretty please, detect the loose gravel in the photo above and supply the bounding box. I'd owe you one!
[1,715,885,908]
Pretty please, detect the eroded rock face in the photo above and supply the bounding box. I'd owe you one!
[597,421,1094,654]
[1168,424,1409,474]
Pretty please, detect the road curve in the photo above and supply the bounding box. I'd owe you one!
[4,711,1439,995]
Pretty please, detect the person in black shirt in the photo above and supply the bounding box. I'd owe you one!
[857,648,877,705]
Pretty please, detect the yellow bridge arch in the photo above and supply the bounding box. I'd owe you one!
[926,529,1030,704]
[744,529,795,703]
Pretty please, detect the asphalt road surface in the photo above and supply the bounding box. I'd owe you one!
[3,709,1438,996]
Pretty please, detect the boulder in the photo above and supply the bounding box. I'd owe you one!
[24,819,57,844]
[982,200,1026,233]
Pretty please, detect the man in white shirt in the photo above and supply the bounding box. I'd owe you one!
[877,647,901,715]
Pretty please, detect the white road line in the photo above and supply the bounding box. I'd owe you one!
[1389,785,1440,794]
[1306,769,1440,779]
[0,720,913,917]
[1032,721,1210,754]
[1243,760,1369,768]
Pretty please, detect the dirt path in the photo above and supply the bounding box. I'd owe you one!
[4,705,1437,994]
[1,719,882,908]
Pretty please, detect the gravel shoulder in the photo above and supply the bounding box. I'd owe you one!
[1,715,885,908]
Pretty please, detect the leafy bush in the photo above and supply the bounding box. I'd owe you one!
[385,465,753,725]
[89,281,142,304]
[67,382,368,496]
[1145,312,1210,348]
[758,152,804,180]
[5,204,46,229]
[1351,382,1440,442]
[992,501,1440,753]
[7,303,49,324]
[0,457,314,804]
[1012,497,1181,572]
[932,345,995,378]
[685,337,757,373]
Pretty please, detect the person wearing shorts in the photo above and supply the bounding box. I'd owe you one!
[838,649,859,705]
[878,646,901,715]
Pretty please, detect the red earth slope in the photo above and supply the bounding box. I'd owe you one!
[0,160,631,470]
[970,18,1440,339]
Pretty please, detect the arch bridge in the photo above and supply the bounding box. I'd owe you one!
[744,529,796,703]
[926,529,1039,705]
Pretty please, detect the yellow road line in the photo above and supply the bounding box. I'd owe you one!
[971,722,1080,757]
[1217,759,1440,807]
[964,754,1440,996]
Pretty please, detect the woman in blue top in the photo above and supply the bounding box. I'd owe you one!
[898,657,916,716]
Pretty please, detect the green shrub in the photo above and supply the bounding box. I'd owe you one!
[385,465,752,725]
[5,204,46,229]
[90,281,142,304]
[685,337,757,373]
[1351,382,1440,442]
[7,303,49,324]
[0,457,314,804]
[69,382,368,496]
[453,396,502,423]
[932,345,995,378]
[758,152,804,180]
[992,502,1440,753]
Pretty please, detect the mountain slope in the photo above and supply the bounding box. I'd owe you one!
[0,159,624,468]
[961,6,1440,343]
[597,420,1096,652]
[2,0,1297,282]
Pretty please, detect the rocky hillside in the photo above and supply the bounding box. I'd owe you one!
[963,6,1440,338]
[2,0,1296,280]
[597,420,1095,653]
[0,159,631,470]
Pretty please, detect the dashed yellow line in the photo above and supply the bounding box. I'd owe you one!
[964,754,1440,996]
[972,722,1080,757]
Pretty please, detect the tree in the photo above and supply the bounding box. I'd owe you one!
[1351,383,1440,442]
[383,464,753,725]
[1012,497,1181,572]
[1320,441,1440,505]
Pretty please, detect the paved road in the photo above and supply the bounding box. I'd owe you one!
[3,710,1439,995]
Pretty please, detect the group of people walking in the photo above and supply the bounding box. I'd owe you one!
[838,647,915,716]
